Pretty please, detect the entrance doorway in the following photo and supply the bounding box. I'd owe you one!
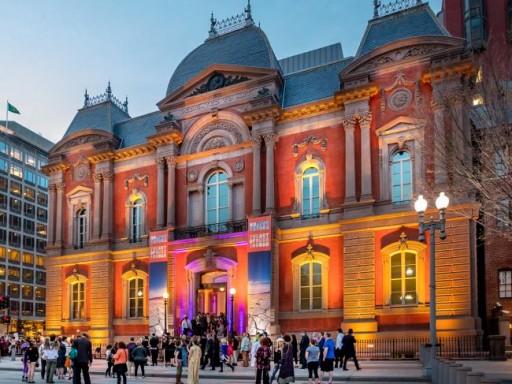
[197,270,227,316]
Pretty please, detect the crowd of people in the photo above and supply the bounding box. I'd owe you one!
[0,313,361,384]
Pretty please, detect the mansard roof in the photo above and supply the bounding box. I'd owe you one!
[166,25,281,96]
[279,43,344,75]
[356,2,450,57]
[113,111,161,149]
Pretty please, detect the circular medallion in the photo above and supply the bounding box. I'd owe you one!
[74,165,87,181]
[389,88,413,111]
[188,170,198,182]
[234,159,245,172]
[207,74,225,91]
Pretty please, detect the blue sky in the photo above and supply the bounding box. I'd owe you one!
[1,0,442,144]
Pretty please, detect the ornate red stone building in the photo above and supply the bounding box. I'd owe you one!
[43,1,483,346]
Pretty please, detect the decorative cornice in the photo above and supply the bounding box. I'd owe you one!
[422,61,475,84]
[147,128,183,147]
[278,99,340,123]
[110,144,155,161]
[242,105,281,125]
[42,163,70,175]
[87,151,116,164]
[334,85,379,105]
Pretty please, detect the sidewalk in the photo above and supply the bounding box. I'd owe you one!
[0,356,430,382]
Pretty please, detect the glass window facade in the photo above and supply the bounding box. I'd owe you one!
[300,262,322,310]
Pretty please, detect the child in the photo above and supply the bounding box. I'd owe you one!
[174,340,183,384]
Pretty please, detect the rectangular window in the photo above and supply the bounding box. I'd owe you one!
[10,147,22,161]
[22,269,34,284]
[35,286,46,301]
[129,278,144,318]
[0,211,6,227]
[8,232,21,247]
[0,176,6,191]
[22,284,33,299]
[38,159,47,170]
[36,255,44,268]
[22,301,33,317]
[0,158,7,173]
[10,164,22,178]
[71,282,85,320]
[499,270,512,298]
[0,282,4,296]
[35,271,46,284]
[37,191,48,206]
[495,148,508,177]
[0,194,6,208]
[36,223,47,237]
[25,154,36,167]
[10,197,21,213]
[9,180,22,196]
[8,266,20,281]
[24,219,35,233]
[24,169,36,184]
[37,175,48,189]
[36,239,46,253]
[8,249,20,263]
[497,199,512,229]
[23,253,34,265]
[8,284,20,298]
[390,251,418,305]
[0,247,5,261]
[23,236,34,250]
[37,207,47,222]
[35,303,45,317]
[24,202,35,217]
[24,186,35,201]
[0,229,5,244]
[0,141,7,155]
[0,265,5,278]
[9,214,21,229]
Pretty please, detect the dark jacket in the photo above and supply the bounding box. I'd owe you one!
[341,334,356,357]
[25,346,39,363]
[131,346,148,362]
[75,337,93,364]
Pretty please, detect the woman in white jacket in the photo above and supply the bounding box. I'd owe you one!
[43,339,59,383]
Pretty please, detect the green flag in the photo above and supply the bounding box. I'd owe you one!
[7,102,20,114]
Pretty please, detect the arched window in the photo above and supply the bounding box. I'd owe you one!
[390,250,417,305]
[300,261,322,310]
[206,171,229,231]
[130,198,143,242]
[128,278,144,318]
[70,281,85,320]
[391,151,412,205]
[302,168,320,218]
[75,208,87,248]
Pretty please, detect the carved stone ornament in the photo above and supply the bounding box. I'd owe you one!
[190,121,243,154]
[124,174,149,189]
[389,88,413,111]
[188,73,250,97]
[60,134,105,152]
[292,136,327,157]
[234,159,245,172]
[204,247,216,269]
[203,137,227,151]
[188,170,198,182]
[361,45,441,71]
[72,155,91,181]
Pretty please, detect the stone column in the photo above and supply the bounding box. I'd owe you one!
[431,97,447,186]
[156,158,165,229]
[55,183,65,245]
[264,133,276,214]
[166,156,177,228]
[344,117,356,203]
[47,185,56,245]
[359,113,373,200]
[101,172,113,240]
[251,134,262,215]
[92,173,102,240]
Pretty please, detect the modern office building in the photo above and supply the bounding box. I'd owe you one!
[0,121,53,336]
[43,0,483,347]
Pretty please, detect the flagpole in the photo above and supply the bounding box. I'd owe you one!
[5,101,8,132]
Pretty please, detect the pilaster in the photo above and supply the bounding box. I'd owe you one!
[156,158,166,229]
[343,117,357,204]
[166,156,177,228]
[251,134,262,215]
[101,171,113,240]
[359,112,374,201]
[264,132,277,214]
[92,173,102,240]
[55,183,65,246]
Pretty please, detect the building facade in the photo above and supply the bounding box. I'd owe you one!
[44,0,483,347]
[0,121,53,336]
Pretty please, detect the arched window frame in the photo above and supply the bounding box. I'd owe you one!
[205,170,229,231]
[381,241,426,307]
[66,186,92,249]
[121,267,148,319]
[291,251,329,312]
[293,155,328,218]
[390,148,413,206]
[64,271,88,321]
[125,189,148,243]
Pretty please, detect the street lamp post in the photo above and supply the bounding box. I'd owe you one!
[414,192,449,378]
[229,287,236,334]
[163,292,169,334]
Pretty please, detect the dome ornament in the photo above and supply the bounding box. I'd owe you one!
[206,2,254,40]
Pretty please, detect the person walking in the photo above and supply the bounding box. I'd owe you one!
[299,331,310,369]
[39,338,48,380]
[131,341,148,378]
[44,339,59,384]
[277,334,295,384]
[334,329,344,369]
[174,339,184,384]
[105,345,114,378]
[73,333,93,384]
[319,332,335,384]
[25,340,39,384]
[255,336,271,384]
[240,332,250,367]
[305,338,320,384]
[220,338,235,372]
[187,336,202,384]
[112,341,129,384]
[57,340,67,380]
[291,334,298,368]
[270,337,283,384]
[126,337,137,377]
[342,329,360,371]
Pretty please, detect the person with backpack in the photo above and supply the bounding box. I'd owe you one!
[131,341,148,379]
[126,337,137,378]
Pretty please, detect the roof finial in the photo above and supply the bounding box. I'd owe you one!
[373,0,381,18]
[123,96,129,113]
[245,0,253,24]
[84,88,89,107]
[106,81,112,99]
[209,12,217,36]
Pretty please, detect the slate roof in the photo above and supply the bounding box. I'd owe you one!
[63,101,130,138]
[166,25,281,96]
[356,2,450,57]
[279,43,344,75]
[282,57,353,108]
[113,111,162,148]
[0,120,54,152]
